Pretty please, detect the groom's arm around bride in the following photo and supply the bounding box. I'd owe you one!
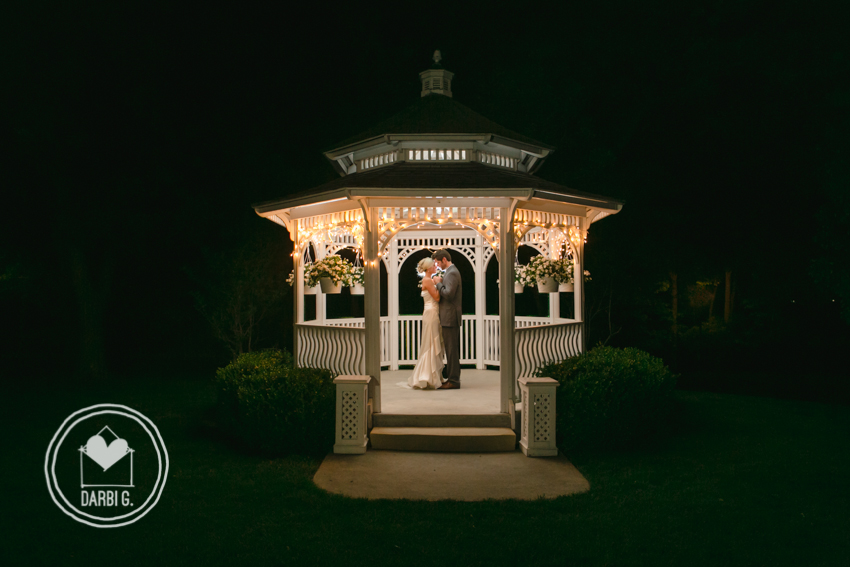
[431,249,463,388]
[433,268,461,325]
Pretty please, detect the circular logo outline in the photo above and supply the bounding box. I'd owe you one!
[44,404,169,528]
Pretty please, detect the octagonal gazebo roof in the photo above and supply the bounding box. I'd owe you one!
[325,93,556,158]
[254,161,623,215]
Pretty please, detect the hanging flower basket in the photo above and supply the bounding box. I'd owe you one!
[514,263,533,292]
[559,282,574,292]
[537,276,559,293]
[347,264,364,295]
[307,255,354,294]
[320,277,342,294]
[288,267,319,294]
[525,255,559,293]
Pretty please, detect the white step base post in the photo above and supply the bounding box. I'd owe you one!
[333,375,371,454]
[518,377,558,457]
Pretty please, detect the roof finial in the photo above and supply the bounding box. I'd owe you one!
[420,51,453,97]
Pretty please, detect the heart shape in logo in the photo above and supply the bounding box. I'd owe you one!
[85,435,129,471]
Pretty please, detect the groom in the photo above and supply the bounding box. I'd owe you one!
[431,249,462,389]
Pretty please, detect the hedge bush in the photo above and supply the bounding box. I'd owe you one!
[536,346,678,453]
[214,349,337,456]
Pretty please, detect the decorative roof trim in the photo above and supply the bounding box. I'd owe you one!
[252,163,623,216]
[531,189,622,213]
[324,133,556,160]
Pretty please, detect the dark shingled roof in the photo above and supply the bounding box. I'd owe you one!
[326,94,555,152]
[253,162,622,212]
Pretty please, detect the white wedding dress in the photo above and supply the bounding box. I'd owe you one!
[407,289,445,389]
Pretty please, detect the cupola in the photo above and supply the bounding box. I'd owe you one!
[419,50,453,98]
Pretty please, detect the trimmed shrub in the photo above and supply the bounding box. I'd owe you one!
[215,349,337,456]
[536,346,678,453]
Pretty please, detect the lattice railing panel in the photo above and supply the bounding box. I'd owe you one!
[532,392,553,443]
[333,375,370,454]
[521,394,529,444]
[340,391,360,441]
[518,377,559,457]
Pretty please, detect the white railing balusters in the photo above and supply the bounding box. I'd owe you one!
[296,323,367,376]
[299,317,580,374]
[514,322,582,382]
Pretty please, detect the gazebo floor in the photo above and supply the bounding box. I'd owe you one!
[379,369,503,415]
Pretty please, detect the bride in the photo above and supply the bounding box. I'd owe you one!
[407,257,446,389]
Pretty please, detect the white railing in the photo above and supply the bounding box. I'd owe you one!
[483,316,500,365]
[515,317,553,328]
[326,320,364,328]
[296,323,366,375]
[515,321,583,383]
[324,318,391,366]
[381,318,392,367]
[396,315,478,366]
[302,317,581,373]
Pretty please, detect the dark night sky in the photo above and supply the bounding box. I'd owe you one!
[4,1,848,373]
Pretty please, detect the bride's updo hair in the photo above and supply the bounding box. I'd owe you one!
[417,257,435,276]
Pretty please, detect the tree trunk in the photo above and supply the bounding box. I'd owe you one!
[724,270,732,323]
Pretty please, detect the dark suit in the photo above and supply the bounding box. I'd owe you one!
[435,264,462,386]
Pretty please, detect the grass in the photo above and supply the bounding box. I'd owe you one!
[2,376,848,566]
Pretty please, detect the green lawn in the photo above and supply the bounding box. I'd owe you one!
[3,376,848,566]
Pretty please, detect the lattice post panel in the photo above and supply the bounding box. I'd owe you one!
[518,377,559,457]
[333,375,372,454]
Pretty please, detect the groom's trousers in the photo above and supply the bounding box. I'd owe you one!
[443,325,461,386]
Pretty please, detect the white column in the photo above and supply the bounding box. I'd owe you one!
[363,206,382,412]
[295,233,304,325]
[474,232,485,369]
[550,229,560,323]
[498,207,516,413]
[518,377,558,457]
[389,237,399,370]
[316,243,327,326]
[294,231,303,367]
[573,218,585,351]
[333,375,371,454]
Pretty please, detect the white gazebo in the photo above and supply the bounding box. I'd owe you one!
[254,53,622,455]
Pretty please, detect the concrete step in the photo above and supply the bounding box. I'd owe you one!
[372,413,511,428]
[370,427,516,453]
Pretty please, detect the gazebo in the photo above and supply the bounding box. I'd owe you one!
[254,52,622,456]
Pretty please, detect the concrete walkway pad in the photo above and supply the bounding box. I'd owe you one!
[313,450,590,501]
